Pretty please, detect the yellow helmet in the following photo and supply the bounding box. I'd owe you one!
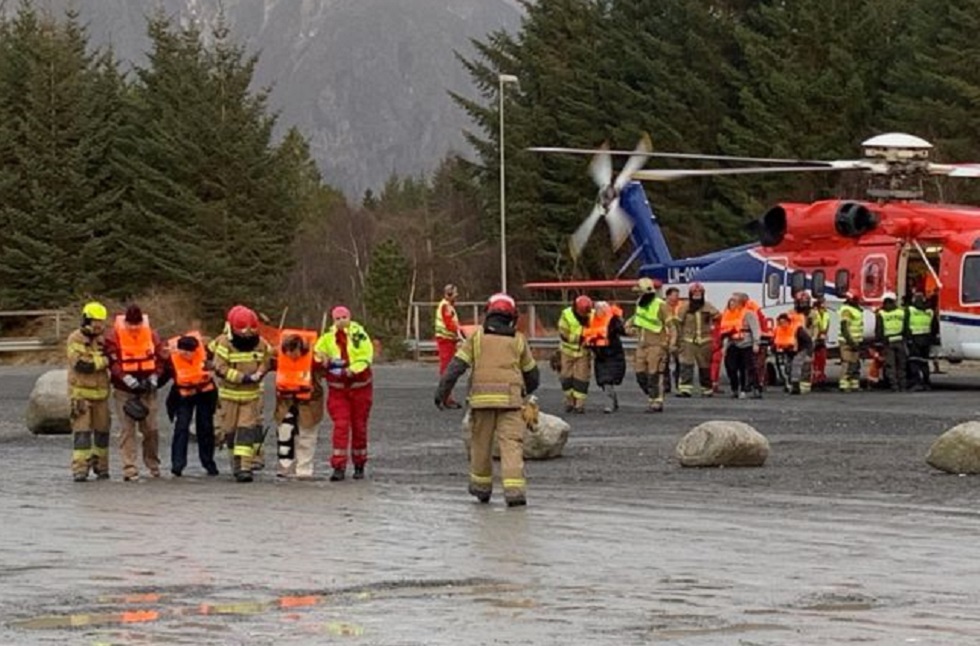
[82,301,108,321]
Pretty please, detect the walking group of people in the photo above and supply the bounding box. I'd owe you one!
[66,301,375,483]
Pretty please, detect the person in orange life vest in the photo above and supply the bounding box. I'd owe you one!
[583,301,626,413]
[164,332,219,477]
[272,331,324,479]
[772,292,815,394]
[103,304,168,481]
[434,283,463,409]
[810,295,831,388]
[720,293,761,399]
[314,306,374,482]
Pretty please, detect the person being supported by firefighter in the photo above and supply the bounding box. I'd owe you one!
[771,291,815,395]
[164,329,219,477]
[272,329,324,480]
[583,300,626,413]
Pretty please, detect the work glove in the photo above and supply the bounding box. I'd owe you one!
[74,359,96,374]
[147,374,159,391]
[242,371,264,384]
[122,374,141,391]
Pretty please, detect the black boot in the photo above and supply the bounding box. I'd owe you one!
[235,471,253,483]
[330,468,345,482]
[505,494,527,508]
[468,484,491,503]
[353,465,365,480]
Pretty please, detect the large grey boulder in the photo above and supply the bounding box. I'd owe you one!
[461,410,570,460]
[26,369,72,435]
[676,420,770,467]
[926,422,980,474]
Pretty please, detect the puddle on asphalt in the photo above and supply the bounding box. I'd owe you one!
[9,577,501,632]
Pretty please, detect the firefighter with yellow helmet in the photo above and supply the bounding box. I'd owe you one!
[66,302,112,481]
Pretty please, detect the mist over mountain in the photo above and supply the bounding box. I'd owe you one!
[26,0,522,196]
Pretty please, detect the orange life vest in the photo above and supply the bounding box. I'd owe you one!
[582,305,623,347]
[774,312,805,351]
[720,307,746,340]
[167,331,214,396]
[114,315,156,373]
[275,329,318,400]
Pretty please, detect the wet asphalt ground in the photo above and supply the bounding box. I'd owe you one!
[1,362,980,644]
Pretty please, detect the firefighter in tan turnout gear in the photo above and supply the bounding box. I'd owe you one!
[627,277,675,412]
[67,302,112,481]
[210,305,273,482]
[674,282,719,398]
[435,293,540,507]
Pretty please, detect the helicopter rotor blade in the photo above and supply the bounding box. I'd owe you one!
[588,143,612,188]
[929,163,980,178]
[630,165,859,182]
[605,198,633,251]
[613,134,653,192]
[570,203,605,261]
[529,145,829,166]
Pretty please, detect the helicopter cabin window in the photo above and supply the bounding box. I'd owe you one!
[962,254,980,304]
[766,271,781,300]
[812,270,826,297]
[862,255,886,300]
[835,269,850,294]
[790,271,806,296]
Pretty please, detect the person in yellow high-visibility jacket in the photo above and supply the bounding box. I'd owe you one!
[66,302,112,481]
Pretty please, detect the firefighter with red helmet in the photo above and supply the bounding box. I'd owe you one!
[209,305,273,482]
[627,277,675,412]
[558,294,594,413]
[435,293,539,507]
[674,282,720,397]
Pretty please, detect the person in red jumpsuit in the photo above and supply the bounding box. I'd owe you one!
[314,306,375,481]
[434,283,463,408]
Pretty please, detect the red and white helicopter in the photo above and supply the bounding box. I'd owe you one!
[529,133,980,361]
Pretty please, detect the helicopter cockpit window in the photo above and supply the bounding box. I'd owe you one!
[790,271,806,296]
[812,270,826,297]
[835,269,850,294]
[962,255,980,304]
[766,271,781,300]
[862,256,886,300]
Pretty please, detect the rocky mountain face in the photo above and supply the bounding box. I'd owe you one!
[28,0,522,197]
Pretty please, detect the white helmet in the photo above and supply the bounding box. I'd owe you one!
[882,291,897,302]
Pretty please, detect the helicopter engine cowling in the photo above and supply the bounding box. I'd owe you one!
[750,201,879,248]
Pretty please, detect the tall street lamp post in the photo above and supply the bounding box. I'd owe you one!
[498,73,519,294]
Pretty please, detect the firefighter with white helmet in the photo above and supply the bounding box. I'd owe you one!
[435,293,540,507]
[66,301,112,481]
[627,277,675,412]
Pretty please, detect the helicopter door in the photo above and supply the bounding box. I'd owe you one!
[762,256,788,307]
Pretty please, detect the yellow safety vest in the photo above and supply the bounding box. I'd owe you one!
[633,297,665,333]
[434,299,458,340]
[558,307,588,358]
[314,321,374,376]
[880,308,905,341]
[908,307,933,336]
[839,304,863,342]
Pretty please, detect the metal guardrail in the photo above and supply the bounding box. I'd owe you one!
[0,310,64,353]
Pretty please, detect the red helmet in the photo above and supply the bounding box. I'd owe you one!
[486,293,517,316]
[688,282,705,295]
[574,295,593,315]
[227,305,259,334]
[795,290,812,304]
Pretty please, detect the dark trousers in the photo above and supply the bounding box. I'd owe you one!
[907,335,932,387]
[171,390,218,473]
[883,341,908,391]
[725,345,758,394]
